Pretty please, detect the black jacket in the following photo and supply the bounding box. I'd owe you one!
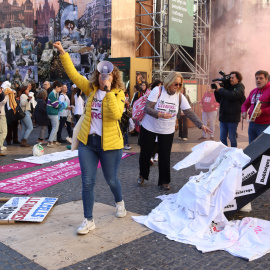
[214,82,245,123]
[34,99,50,126]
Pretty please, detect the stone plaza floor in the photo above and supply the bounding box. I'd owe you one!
[0,120,269,270]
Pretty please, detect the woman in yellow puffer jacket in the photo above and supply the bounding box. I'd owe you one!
[54,41,127,235]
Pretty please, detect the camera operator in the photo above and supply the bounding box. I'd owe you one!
[214,71,245,147]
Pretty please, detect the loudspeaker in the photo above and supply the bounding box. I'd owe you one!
[97,61,114,81]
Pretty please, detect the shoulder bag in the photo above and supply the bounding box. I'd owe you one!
[132,87,162,121]
[15,105,26,121]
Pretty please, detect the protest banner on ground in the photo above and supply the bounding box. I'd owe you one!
[0,197,57,222]
[0,153,135,195]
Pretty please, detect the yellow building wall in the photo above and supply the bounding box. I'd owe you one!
[130,58,152,98]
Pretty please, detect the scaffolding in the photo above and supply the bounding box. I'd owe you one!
[136,0,211,85]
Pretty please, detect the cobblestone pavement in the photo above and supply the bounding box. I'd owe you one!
[0,122,270,269]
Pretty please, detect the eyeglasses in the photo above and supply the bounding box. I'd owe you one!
[174,83,182,87]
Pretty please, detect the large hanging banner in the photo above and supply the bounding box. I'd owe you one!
[0,0,111,85]
[168,0,194,47]
[0,197,58,222]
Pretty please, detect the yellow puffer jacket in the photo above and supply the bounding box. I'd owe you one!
[60,53,125,151]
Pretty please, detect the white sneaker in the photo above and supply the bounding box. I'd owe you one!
[66,137,72,144]
[77,218,96,235]
[154,153,158,162]
[182,138,188,141]
[0,146,7,152]
[47,142,54,148]
[116,200,127,218]
[54,141,62,146]
[124,145,132,150]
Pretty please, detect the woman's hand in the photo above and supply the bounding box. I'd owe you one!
[158,112,172,119]
[27,83,31,91]
[53,41,66,55]
[201,124,212,134]
[100,79,112,92]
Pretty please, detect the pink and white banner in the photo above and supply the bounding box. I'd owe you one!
[0,162,39,173]
[0,159,81,195]
[0,153,135,195]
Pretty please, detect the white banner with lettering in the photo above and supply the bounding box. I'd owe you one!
[15,150,78,164]
[0,197,58,222]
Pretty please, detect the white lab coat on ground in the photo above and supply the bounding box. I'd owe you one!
[133,142,270,261]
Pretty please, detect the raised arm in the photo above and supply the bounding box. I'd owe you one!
[53,41,91,95]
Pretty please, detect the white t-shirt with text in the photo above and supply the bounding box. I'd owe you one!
[141,86,191,134]
[89,89,106,136]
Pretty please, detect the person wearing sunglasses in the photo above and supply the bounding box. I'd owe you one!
[138,71,211,190]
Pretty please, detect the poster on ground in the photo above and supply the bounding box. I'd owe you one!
[0,197,58,222]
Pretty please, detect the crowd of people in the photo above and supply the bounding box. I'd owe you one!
[0,79,89,153]
[1,42,270,234]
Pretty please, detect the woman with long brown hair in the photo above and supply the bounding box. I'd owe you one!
[54,41,127,235]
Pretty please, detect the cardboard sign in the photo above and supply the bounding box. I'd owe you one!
[0,197,57,222]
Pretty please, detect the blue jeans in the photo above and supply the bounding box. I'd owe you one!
[248,122,269,143]
[20,111,33,140]
[220,121,238,147]
[78,134,123,219]
[48,115,59,142]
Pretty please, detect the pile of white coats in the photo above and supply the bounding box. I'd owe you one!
[133,142,270,261]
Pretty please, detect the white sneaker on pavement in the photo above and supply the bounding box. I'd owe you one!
[0,146,7,152]
[124,145,132,150]
[116,200,127,218]
[66,137,72,144]
[47,142,54,148]
[54,141,62,146]
[77,218,96,235]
